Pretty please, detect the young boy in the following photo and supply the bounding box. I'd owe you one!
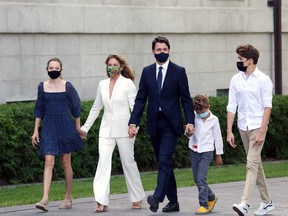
[188,94,223,215]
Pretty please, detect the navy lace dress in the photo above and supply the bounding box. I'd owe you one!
[34,82,83,156]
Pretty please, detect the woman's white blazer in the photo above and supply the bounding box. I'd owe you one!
[81,75,137,138]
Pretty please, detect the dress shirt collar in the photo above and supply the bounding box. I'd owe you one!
[241,66,260,79]
[156,60,169,71]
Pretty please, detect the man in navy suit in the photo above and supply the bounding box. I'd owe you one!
[128,36,195,213]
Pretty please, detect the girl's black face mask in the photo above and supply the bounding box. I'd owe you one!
[48,70,61,79]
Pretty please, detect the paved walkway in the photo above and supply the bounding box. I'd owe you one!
[0,177,287,215]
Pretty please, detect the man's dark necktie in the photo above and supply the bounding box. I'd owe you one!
[157,67,163,93]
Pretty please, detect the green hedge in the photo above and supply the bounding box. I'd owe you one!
[0,96,287,185]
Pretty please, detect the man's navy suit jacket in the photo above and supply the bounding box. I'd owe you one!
[129,61,195,137]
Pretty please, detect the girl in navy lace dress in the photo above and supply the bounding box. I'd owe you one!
[31,58,83,212]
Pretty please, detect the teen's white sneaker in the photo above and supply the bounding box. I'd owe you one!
[254,200,275,216]
[232,201,249,216]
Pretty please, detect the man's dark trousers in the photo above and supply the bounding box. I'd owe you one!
[150,112,178,203]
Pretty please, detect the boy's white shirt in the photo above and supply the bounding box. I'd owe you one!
[188,110,224,155]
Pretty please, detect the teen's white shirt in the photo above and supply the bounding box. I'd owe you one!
[227,67,273,131]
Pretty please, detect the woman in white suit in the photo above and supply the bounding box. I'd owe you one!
[80,54,145,212]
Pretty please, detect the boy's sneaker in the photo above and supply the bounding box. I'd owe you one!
[195,206,209,215]
[254,200,274,216]
[232,201,249,216]
[208,196,217,212]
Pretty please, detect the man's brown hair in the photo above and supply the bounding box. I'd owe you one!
[152,36,170,50]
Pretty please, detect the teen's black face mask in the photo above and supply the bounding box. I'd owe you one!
[236,61,247,72]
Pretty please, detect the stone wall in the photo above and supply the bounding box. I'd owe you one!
[0,0,287,103]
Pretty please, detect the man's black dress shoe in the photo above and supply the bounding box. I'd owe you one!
[147,195,159,213]
[162,201,180,212]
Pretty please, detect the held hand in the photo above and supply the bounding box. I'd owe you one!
[215,155,223,166]
[78,129,87,140]
[128,124,138,138]
[227,130,237,148]
[31,131,40,147]
[185,124,194,137]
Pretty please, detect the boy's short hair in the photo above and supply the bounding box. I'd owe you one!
[236,44,259,64]
[193,93,210,110]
